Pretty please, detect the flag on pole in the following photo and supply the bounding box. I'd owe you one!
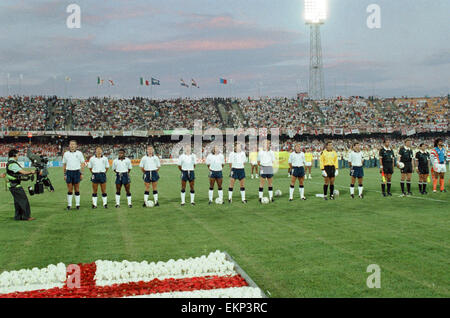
[108,79,115,86]
[97,76,104,85]
[191,79,199,88]
[140,77,149,86]
[151,78,160,86]
[180,78,189,87]
[219,78,228,84]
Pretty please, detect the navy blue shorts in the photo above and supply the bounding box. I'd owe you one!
[181,170,195,182]
[115,172,131,185]
[66,170,81,184]
[209,170,223,179]
[91,172,107,184]
[260,166,273,179]
[291,166,305,178]
[143,170,160,183]
[350,166,364,178]
[230,168,245,180]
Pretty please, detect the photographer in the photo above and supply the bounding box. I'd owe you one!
[4,149,36,221]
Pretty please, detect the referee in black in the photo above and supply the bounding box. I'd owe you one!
[3,149,36,221]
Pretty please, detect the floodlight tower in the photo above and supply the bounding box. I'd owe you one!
[304,0,327,100]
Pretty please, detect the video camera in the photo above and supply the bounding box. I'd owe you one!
[26,150,54,195]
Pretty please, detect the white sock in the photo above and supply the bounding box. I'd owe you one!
[115,194,120,206]
[299,187,305,198]
[190,192,195,203]
[181,191,186,204]
[289,186,294,199]
[102,195,107,206]
[240,189,246,201]
[208,189,213,201]
[127,195,132,205]
[75,194,80,206]
[92,195,97,206]
[218,189,223,201]
[67,194,73,207]
[269,190,273,200]
[228,190,233,200]
[358,186,363,196]
[350,186,355,195]
[259,190,263,199]
[144,193,149,203]
[153,193,158,203]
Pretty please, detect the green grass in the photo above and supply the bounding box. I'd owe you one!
[0,164,449,297]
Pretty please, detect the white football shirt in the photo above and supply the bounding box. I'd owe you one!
[257,150,275,167]
[206,153,225,171]
[178,154,197,171]
[63,150,85,171]
[112,158,132,173]
[349,151,364,167]
[228,151,247,169]
[88,156,110,173]
[288,152,305,167]
[139,155,161,171]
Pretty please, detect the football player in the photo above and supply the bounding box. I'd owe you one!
[140,145,161,207]
[348,142,364,198]
[288,143,306,201]
[228,142,247,203]
[320,141,339,200]
[112,149,132,208]
[63,140,85,210]
[178,146,197,205]
[257,140,276,202]
[206,146,225,204]
[430,138,447,193]
[87,146,109,209]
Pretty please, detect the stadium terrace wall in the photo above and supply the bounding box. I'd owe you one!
[0,124,448,139]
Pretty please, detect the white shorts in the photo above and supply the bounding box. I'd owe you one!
[305,162,312,167]
[250,161,258,166]
[434,163,447,173]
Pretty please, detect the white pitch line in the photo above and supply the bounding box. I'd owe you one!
[307,181,449,203]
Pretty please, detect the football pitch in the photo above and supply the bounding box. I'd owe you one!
[0,165,448,297]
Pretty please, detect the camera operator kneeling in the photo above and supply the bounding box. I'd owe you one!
[5,149,36,221]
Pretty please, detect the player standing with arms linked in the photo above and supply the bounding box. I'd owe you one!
[63,140,85,210]
[206,146,225,204]
[348,142,364,199]
[430,138,447,193]
[140,145,161,207]
[320,141,339,200]
[88,146,109,209]
[178,146,197,206]
[257,140,276,203]
[112,149,132,208]
[415,143,430,194]
[228,142,247,203]
[398,139,414,196]
[288,143,306,201]
[379,139,395,197]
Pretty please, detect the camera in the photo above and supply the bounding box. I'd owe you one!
[27,150,54,195]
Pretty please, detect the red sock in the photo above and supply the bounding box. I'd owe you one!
[433,178,438,191]
[440,178,445,191]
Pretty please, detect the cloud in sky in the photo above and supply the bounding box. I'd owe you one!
[0,0,448,98]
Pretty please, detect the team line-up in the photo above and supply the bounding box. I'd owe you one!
[47,138,448,209]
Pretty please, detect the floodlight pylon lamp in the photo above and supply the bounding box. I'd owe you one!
[304,0,327,24]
